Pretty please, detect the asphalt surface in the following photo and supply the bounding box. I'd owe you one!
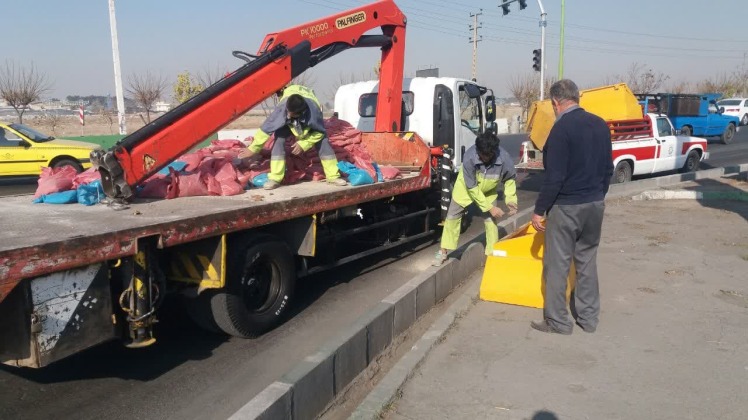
[0,129,746,420]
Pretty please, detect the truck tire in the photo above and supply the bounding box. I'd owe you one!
[52,158,83,173]
[680,126,692,136]
[742,114,748,126]
[612,161,632,184]
[680,150,700,173]
[211,235,296,338]
[721,123,735,145]
[183,290,223,334]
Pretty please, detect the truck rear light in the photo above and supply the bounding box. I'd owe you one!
[519,143,525,156]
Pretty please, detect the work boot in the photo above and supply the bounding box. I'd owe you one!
[530,319,572,335]
[327,178,348,187]
[432,250,448,266]
[263,180,280,190]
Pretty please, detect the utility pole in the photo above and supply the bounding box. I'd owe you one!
[469,10,483,81]
[558,0,566,79]
[537,0,547,100]
[108,0,127,135]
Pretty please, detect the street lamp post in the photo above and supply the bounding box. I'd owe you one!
[536,0,547,100]
[108,0,127,135]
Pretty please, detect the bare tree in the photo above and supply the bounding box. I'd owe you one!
[197,64,229,88]
[33,110,63,135]
[508,73,540,123]
[618,62,669,94]
[667,80,692,94]
[99,108,116,134]
[0,60,51,123]
[126,71,168,123]
[695,72,743,97]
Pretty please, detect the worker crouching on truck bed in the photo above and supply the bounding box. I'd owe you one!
[238,84,348,190]
[433,131,518,266]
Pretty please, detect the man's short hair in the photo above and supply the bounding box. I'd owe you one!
[549,79,580,104]
[475,131,500,156]
[286,94,308,115]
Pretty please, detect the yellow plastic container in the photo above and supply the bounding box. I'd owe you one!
[480,223,574,308]
[527,83,644,150]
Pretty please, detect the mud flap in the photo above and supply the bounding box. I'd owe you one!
[0,263,116,368]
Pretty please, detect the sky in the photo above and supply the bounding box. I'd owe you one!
[4,0,748,103]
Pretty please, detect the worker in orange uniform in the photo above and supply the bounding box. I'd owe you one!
[238,85,347,190]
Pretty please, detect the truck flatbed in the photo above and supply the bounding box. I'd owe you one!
[0,171,428,303]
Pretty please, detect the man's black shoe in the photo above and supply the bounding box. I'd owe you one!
[530,320,572,335]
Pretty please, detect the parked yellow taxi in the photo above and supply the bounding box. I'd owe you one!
[0,122,101,176]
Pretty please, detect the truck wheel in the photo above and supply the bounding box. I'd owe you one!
[680,150,700,173]
[612,161,632,184]
[211,236,296,338]
[721,123,735,144]
[742,114,748,126]
[52,158,83,173]
[183,291,223,334]
[680,126,692,136]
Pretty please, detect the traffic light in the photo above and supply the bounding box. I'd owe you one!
[501,0,510,16]
[532,49,542,72]
[519,0,528,9]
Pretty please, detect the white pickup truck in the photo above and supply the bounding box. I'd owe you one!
[518,110,709,183]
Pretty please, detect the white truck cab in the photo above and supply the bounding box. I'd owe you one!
[334,77,497,169]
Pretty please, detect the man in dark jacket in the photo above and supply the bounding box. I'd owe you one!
[530,79,613,335]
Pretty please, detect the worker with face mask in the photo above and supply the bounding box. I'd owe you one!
[239,84,347,190]
[433,131,518,266]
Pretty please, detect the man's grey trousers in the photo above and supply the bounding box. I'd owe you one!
[543,201,605,333]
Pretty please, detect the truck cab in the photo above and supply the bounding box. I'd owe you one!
[334,77,496,169]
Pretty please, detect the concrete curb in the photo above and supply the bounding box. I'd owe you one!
[349,277,480,420]
[228,164,747,420]
[632,190,748,201]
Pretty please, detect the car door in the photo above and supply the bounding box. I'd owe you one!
[652,117,678,171]
[706,101,721,134]
[0,126,39,175]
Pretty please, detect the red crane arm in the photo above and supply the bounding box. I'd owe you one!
[92,0,406,200]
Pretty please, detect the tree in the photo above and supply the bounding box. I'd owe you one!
[99,108,116,134]
[197,64,228,88]
[34,110,63,135]
[173,71,204,104]
[0,60,51,124]
[126,71,168,123]
[508,73,540,123]
[618,62,669,94]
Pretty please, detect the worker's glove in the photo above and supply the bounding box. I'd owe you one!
[507,202,518,216]
[291,142,304,156]
[489,206,505,220]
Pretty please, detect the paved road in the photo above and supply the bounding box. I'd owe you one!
[0,130,745,420]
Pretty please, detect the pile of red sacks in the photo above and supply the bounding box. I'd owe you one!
[34,117,402,201]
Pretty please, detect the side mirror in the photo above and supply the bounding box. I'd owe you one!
[719,106,725,114]
[19,140,32,148]
[484,95,496,122]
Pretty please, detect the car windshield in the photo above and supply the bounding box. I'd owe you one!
[718,99,741,106]
[8,123,55,142]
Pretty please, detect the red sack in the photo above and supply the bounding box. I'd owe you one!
[34,166,77,198]
[379,165,402,180]
[72,167,102,188]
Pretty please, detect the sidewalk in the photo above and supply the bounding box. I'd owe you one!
[382,179,748,419]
